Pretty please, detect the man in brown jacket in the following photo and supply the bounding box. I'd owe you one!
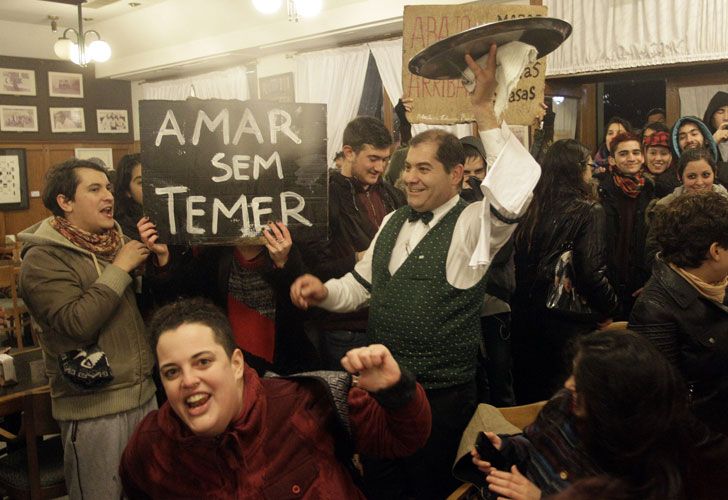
[18,158,168,499]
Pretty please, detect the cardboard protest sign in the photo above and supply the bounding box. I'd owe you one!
[140,99,327,245]
[402,2,547,125]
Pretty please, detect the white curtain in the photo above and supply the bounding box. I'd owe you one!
[369,39,403,107]
[141,66,249,100]
[544,0,728,76]
[553,97,578,141]
[679,84,728,119]
[295,46,371,163]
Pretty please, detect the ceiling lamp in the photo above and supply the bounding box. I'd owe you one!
[252,0,322,22]
[53,3,111,66]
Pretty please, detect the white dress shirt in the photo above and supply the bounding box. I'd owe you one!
[319,124,540,313]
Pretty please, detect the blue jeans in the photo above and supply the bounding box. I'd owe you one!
[477,313,516,407]
[319,329,371,370]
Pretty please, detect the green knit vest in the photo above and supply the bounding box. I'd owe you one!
[363,200,488,389]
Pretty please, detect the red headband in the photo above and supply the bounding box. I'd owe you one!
[642,131,670,149]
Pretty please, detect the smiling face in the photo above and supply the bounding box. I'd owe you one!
[345,144,390,187]
[403,141,462,212]
[157,323,245,437]
[57,167,114,234]
[645,146,672,175]
[609,140,644,175]
[678,122,705,151]
[681,159,714,193]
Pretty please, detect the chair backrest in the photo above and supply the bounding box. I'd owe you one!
[497,401,547,431]
[0,264,26,349]
[602,321,628,331]
[22,391,62,499]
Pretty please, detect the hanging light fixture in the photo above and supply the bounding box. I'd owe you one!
[252,0,322,22]
[53,3,111,66]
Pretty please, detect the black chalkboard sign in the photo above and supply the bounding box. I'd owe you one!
[140,98,327,245]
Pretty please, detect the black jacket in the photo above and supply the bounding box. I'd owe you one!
[299,172,405,282]
[629,260,728,435]
[597,175,655,307]
[513,198,619,320]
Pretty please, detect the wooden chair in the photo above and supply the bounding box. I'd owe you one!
[0,265,30,349]
[602,320,628,331]
[447,401,547,500]
[0,391,66,499]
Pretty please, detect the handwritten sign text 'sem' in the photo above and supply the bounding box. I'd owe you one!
[140,99,327,245]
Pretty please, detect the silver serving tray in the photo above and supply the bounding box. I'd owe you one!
[408,17,572,80]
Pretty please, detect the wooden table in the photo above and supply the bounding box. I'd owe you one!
[0,348,50,417]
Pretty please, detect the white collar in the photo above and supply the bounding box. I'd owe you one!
[410,194,460,227]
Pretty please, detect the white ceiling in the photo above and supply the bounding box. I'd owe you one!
[0,0,420,81]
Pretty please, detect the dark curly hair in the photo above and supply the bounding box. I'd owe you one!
[676,147,716,178]
[149,297,237,358]
[42,158,109,217]
[654,191,728,268]
[608,131,641,155]
[342,116,392,153]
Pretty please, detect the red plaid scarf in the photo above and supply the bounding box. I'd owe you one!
[610,167,645,198]
[50,216,122,262]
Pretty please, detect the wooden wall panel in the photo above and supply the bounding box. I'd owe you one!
[1,141,135,235]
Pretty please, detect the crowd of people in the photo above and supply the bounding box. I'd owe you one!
[13,40,728,499]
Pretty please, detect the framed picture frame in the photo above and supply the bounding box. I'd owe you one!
[0,149,29,211]
[0,105,38,132]
[0,68,36,96]
[75,147,114,170]
[48,71,84,98]
[96,109,129,134]
[259,72,295,103]
[50,107,85,133]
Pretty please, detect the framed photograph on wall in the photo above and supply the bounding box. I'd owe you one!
[50,107,85,133]
[0,68,36,96]
[97,109,129,133]
[48,71,84,98]
[0,105,38,132]
[75,147,114,170]
[0,149,29,211]
[259,72,295,103]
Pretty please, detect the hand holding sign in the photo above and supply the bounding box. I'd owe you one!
[263,221,292,269]
[137,216,170,267]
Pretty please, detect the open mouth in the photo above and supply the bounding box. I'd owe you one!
[100,207,113,217]
[186,393,210,409]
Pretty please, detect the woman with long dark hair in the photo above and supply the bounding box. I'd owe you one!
[113,153,144,239]
[511,139,619,404]
[468,330,728,500]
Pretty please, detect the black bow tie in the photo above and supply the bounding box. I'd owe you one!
[407,208,434,224]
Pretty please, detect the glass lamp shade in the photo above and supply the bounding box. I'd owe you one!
[88,40,112,62]
[54,38,75,60]
[294,0,322,17]
[69,43,81,64]
[253,0,282,14]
